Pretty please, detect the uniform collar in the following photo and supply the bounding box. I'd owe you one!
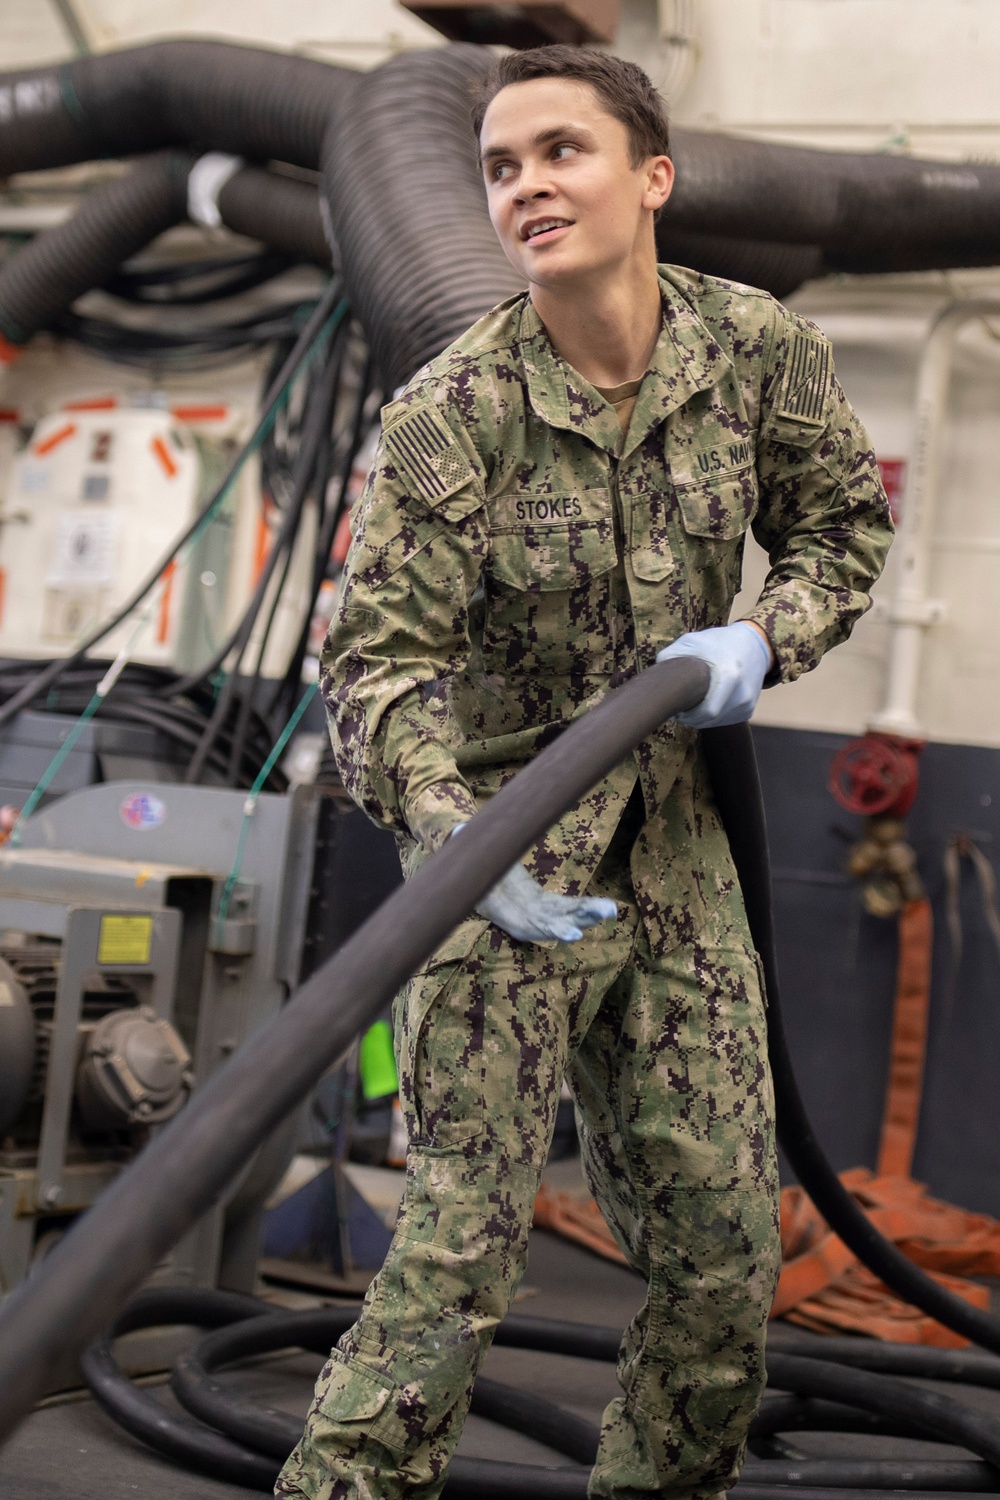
[517,268,732,459]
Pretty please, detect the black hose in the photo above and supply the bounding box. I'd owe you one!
[174,1308,1000,1484]
[702,722,1000,1355]
[80,1288,292,1488]
[0,655,710,1440]
[86,1292,1000,1496]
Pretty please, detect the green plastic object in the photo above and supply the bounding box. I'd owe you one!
[359,1020,398,1101]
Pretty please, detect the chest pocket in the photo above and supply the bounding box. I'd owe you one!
[486,490,616,592]
[675,464,758,540]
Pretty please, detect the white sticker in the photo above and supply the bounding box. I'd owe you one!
[119,792,166,832]
[47,510,120,587]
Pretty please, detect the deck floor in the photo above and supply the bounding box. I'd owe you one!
[2,1158,998,1498]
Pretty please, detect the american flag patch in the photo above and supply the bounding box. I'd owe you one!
[778,332,831,425]
[384,405,473,502]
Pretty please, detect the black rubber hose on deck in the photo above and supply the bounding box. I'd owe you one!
[80,1288,277,1488]
[93,1294,1000,1496]
[0,656,711,1441]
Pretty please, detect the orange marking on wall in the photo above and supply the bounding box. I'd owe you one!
[35,422,77,456]
[64,396,117,412]
[171,404,228,424]
[253,498,273,586]
[156,561,176,645]
[150,434,179,478]
[0,334,21,366]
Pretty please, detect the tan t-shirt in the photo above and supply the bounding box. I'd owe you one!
[594,376,644,437]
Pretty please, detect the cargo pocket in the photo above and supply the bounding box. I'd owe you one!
[313,1353,394,1443]
[397,920,486,1150]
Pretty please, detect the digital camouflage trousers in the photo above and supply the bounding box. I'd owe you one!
[276,849,780,1500]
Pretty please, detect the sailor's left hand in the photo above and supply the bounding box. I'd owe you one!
[656,621,773,729]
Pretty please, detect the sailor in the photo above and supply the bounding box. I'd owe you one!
[278,44,892,1500]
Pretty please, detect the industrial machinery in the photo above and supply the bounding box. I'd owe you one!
[0,775,328,1315]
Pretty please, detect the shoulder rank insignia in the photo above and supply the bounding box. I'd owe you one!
[778,331,832,426]
[384,404,475,503]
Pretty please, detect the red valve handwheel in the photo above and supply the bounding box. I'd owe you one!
[828,733,923,818]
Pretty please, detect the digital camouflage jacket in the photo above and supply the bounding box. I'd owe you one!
[322,267,892,956]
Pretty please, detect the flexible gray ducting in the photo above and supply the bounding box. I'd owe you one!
[0,150,193,345]
[0,155,329,350]
[5,40,1000,375]
[0,40,353,176]
[321,44,525,389]
[215,166,331,267]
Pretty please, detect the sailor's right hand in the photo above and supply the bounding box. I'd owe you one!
[452,826,617,943]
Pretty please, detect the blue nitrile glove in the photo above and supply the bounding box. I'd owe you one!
[451,826,617,943]
[655,621,772,729]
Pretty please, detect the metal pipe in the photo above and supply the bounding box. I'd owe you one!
[871,298,1000,737]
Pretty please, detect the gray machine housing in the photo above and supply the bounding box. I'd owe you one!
[0,778,322,1305]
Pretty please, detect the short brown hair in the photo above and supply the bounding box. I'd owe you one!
[470,45,670,168]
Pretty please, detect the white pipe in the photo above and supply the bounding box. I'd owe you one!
[870,298,1000,739]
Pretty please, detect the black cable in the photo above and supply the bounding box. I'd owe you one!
[183,319,347,784]
[0,659,287,791]
[0,280,342,737]
[225,322,350,778]
[270,353,377,719]
[104,250,297,306]
[54,298,320,373]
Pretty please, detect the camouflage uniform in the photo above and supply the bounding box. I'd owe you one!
[277,268,891,1499]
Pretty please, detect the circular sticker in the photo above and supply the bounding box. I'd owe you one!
[119,791,166,832]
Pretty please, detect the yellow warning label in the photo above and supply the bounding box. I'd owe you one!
[98,914,152,966]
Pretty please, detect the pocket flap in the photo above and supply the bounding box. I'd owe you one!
[675,469,757,541]
[487,490,616,591]
[318,1358,393,1424]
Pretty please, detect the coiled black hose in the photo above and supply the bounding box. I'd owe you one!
[82,1291,1000,1497]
